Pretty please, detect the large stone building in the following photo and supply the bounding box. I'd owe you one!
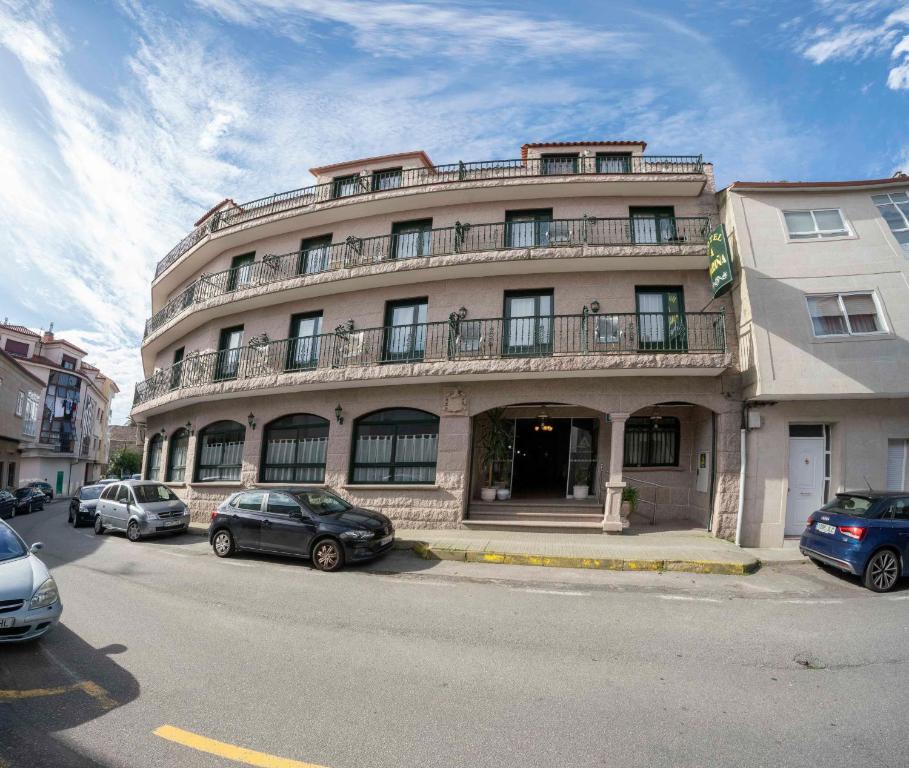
[720,177,909,547]
[132,141,742,535]
[0,344,45,489]
[0,323,118,494]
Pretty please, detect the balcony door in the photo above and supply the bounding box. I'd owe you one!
[227,252,255,291]
[505,209,552,248]
[216,325,244,380]
[630,207,677,244]
[391,219,433,260]
[504,290,553,356]
[286,313,322,371]
[299,235,333,274]
[169,346,184,390]
[636,288,686,351]
[384,299,428,362]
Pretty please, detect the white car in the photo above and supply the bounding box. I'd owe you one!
[0,520,62,642]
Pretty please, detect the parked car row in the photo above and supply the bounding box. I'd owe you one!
[0,487,47,519]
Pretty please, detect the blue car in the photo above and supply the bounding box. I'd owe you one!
[800,491,909,592]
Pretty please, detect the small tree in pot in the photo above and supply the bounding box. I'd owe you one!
[620,485,639,523]
[480,408,511,501]
[573,464,591,500]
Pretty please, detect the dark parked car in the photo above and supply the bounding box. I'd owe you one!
[0,490,16,520]
[68,485,105,527]
[800,491,909,592]
[28,481,54,501]
[13,488,45,515]
[208,487,394,571]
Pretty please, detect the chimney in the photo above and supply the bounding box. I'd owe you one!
[42,321,54,344]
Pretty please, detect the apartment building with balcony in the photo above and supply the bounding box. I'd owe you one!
[0,344,45,489]
[720,177,909,547]
[0,323,119,495]
[133,140,742,535]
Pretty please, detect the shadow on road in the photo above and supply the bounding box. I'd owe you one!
[0,623,140,767]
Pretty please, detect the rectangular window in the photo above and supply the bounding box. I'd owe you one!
[4,339,28,357]
[596,152,632,173]
[22,392,39,437]
[505,209,553,248]
[391,219,433,259]
[636,287,687,351]
[299,235,333,274]
[624,416,680,467]
[383,299,428,362]
[872,192,909,253]
[15,391,24,416]
[227,252,255,291]
[630,206,677,244]
[332,174,362,198]
[61,355,77,371]
[170,347,185,390]
[504,290,553,356]
[372,167,403,191]
[216,325,244,380]
[887,439,908,491]
[806,292,885,337]
[783,208,849,240]
[286,312,323,371]
[540,153,578,175]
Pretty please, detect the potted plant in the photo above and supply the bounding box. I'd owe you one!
[621,485,639,521]
[572,464,590,500]
[480,408,511,501]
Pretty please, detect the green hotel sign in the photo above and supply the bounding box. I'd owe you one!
[707,224,733,297]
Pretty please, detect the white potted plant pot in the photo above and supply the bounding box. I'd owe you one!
[573,484,589,500]
[480,487,497,501]
[496,488,511,501]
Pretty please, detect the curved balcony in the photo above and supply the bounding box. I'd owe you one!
[144,216,711,342]
[132,312,729,417]
[153,155,706,285]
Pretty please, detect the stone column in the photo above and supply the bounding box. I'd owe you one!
[603,412,628,533]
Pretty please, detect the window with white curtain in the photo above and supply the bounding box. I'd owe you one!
[350,408,439,484]
[195,421,245,482]
[261,414,329,483]
[806,292,886,337]
[783,209,849,239]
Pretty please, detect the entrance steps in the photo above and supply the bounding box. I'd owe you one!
[464,500,604,533]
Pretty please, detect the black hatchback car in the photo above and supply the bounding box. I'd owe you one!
[68,484,105,527]
[13,487,45,515]
[208,487,394,571]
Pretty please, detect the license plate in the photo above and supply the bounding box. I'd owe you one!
[816,522,837,534]
[379,535,393,546]
[163,521,182,528]
[0,617,15,628]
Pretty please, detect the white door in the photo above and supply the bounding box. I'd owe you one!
[785,437,825,536]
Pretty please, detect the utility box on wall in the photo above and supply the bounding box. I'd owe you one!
[696,450,711,494]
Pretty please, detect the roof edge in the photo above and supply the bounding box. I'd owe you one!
[309,150,434,176]
[728,176,909,192]
[0,347,46,387]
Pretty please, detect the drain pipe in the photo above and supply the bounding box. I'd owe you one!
[735,411,747,547]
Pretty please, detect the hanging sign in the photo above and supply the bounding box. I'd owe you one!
[707,224,733,297]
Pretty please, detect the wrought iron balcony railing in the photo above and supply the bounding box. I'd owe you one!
[134,311,726,406]
[154,154,705,278]
[145,216,710,338]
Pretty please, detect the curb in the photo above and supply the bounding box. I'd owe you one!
[188,523,208,537]
[397,541,759,575]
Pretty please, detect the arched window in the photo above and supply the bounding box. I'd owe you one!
[146,434,163,480]
[195,421,245,482]
[166,428,190,482]
[350,408,439,484]
[260,414,329,483]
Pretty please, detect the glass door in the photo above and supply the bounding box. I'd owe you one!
[567,418,599,498]
[630,207,677,244]
[505,209,552,248]
[286,313,322,370]
[391,219,433,260]
[504,291,553,356]
[299,235,333,274]
[169,347,184,390]
[636,289,686,351]
[227,252,255,291]
[216,325,244,380]
[384,300,428,362]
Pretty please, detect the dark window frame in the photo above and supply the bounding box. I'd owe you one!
[629,206,678,244]
[285,312,324,371]
[215,325,244,381]
[226,252,256,292]
[624,416,681,468]
[299,234,333,275]
[503,288,554,357]
[635,286,687,352]
[596,152,633,173]
[383,298,429,362]
[166,427,190,483]
[145,433,163,480]
[332,174,363,199]
[170,347,185,391]
[61,355,77,371]
[372,166,403,192]
[194,420,246,482]
[540,153,579,175]
[349,408,440,485]
[390,218,433,259]
[259,413,330,483]
[3,339,29,357]
[504,208,553,248]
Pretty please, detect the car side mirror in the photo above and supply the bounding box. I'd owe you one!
[29,542,44,553]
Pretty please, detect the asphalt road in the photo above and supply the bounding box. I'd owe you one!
[2,499,908,768]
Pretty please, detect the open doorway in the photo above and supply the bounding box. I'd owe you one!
[511,417,599,499]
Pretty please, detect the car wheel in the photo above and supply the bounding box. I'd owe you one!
[67,508,73,525]
[212,529,235,558]
[127,521,141,542]
[312,539,344,572]
[94,515,105,535]
[26,502,32,515]
[864,549,900,593]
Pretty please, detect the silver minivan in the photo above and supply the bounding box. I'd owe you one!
[93,481,190,541]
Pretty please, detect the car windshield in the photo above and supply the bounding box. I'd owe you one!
[293,490,352,515]
[132,485,179,503]
[80,486,104,500]
[821,494,876,517]
[0,525,27,562]
[13,489,31,499]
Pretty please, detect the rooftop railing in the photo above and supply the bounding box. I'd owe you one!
[134,311,726,407]
[154,154,705,278]
[144,216,710,338]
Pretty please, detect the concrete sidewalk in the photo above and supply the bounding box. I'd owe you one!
[188,521,807,574]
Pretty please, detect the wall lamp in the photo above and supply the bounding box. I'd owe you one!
[185,421,194,436]
[589,300,600,313]
[159,427,167,441]
[335,404,344,425]
[247,412,256,430]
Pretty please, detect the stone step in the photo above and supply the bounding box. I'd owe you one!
[468,509,603,523]
[462,519,604,534]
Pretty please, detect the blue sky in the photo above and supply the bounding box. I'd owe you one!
[1,0,907,422]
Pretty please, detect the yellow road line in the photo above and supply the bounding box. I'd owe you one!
[0,681,118,710]
[154,725,331,768]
